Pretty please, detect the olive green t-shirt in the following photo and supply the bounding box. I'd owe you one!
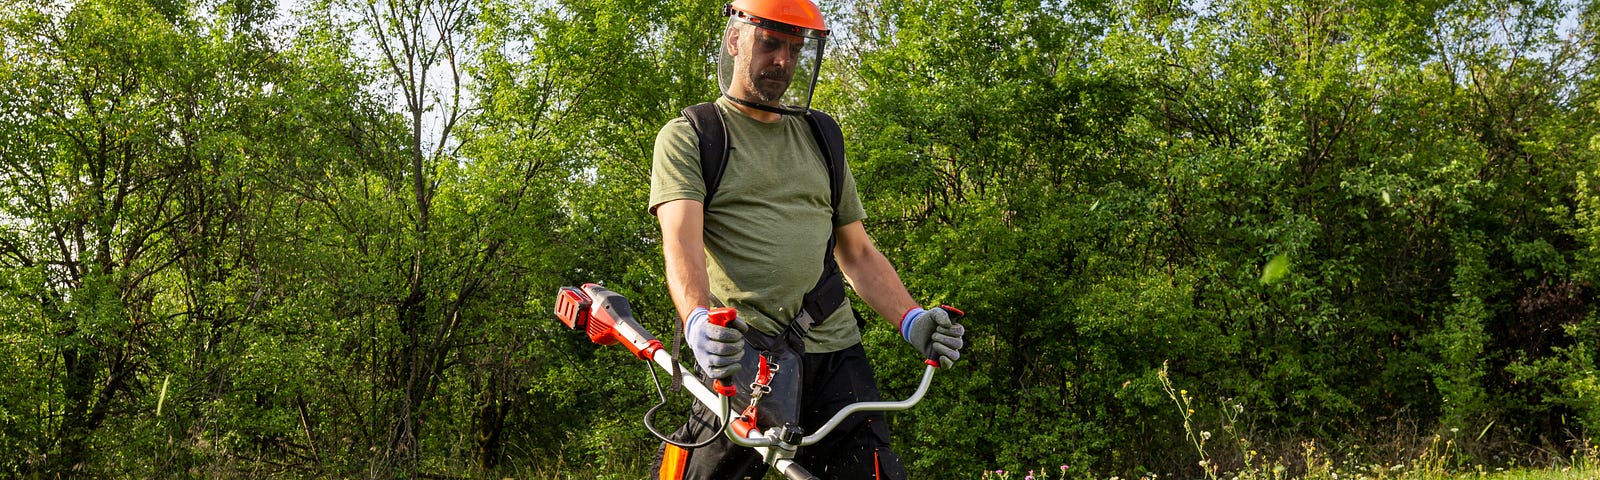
[649,98,868,353]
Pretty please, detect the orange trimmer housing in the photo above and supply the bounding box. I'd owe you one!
[554,284,664,361]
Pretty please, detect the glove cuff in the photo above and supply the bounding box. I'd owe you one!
[686,306,710,332]
[899,307,926,342]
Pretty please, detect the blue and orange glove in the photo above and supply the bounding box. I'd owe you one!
[900,306,966,368]
[686,306,745,380]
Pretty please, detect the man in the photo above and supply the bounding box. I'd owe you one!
[648,0,966,478]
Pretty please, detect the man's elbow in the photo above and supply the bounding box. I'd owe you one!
[835,243,885,270]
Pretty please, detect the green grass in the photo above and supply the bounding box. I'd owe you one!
[1467,467,1600,480]
[972,465,1600,480]
[509,443,1597,480]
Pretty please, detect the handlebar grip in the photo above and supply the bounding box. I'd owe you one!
[782,463,820,480]
[707,307,748,332]
[707,307,742,396]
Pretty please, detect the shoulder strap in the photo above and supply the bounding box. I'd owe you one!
[681,102,730,207]
[795,109,850,334]
[802,109,847,225]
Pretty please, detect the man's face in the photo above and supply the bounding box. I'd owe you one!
[729,25,806,103]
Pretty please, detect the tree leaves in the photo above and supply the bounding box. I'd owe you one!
[2,0,1598,477]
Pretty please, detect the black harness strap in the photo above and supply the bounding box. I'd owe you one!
[798,110,848,332]
[802,110,847,227]
[682,103,732,208]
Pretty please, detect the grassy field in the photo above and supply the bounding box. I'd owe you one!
[1467,467,1600,480]
[968,466,1600,480]
[970,440,1600,480]
[520,432,1598,480]
[527,464,1599,480]
[520,454,1599,480]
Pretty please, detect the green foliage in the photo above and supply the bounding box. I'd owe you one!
[829,0,1600,475]
[1430,233,1493,433]
[1,0,1598,477]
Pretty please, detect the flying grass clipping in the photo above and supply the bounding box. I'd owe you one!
[1260,254,1290,285]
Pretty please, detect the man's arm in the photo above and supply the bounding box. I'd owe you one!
[835,220,965,367]
[657,199,717,322]
[832,220,920,326]
[657,198,747,377]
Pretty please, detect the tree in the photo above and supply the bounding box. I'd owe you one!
[0,0,298,474]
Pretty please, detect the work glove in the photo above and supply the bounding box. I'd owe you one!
[686,306,745,380]
[900,306,966,368]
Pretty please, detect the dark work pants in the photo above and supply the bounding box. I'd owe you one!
[652,343,909,480]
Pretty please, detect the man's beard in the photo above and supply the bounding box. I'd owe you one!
[748,68,792,103]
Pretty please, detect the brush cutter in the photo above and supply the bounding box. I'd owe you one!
[553,283,942,480]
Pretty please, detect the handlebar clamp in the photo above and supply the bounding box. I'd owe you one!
[775,424,805,446]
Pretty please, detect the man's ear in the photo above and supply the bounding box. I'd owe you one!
[724,27,740,56]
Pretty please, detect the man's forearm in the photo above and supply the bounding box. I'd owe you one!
[665,241,715,320]
[839,248,919,326]
[833,222,920,326]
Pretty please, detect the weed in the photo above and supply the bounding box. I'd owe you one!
[1151,359,1598,480]
[1158,361,1217,479]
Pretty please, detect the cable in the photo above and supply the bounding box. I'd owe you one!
[643,362,732,449]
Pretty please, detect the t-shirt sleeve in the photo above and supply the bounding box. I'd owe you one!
[834,154,868,227]
[649,117,705,216]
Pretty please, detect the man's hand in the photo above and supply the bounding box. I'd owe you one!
[900,306,966,368]
[686,306,745,379]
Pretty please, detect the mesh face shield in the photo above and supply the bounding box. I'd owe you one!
[717,11,827,116]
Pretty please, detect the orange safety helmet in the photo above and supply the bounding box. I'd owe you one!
[718,0,829,115]
[725,0,828,36]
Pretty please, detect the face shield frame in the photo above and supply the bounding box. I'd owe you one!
[718,6,829,116]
